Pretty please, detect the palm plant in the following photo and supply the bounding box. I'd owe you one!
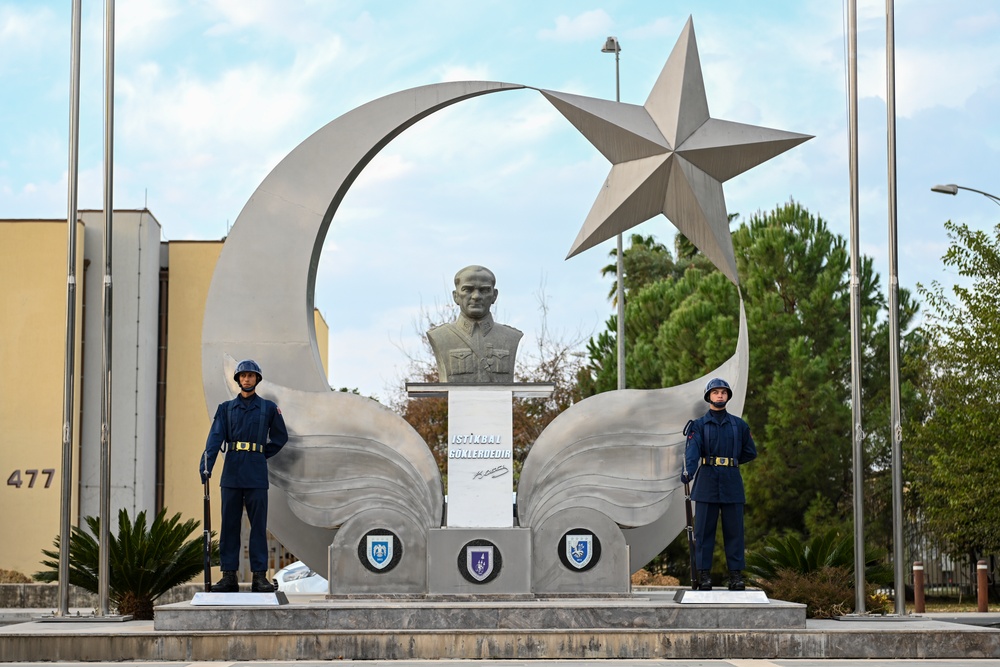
[35,508,216,619]
[745,530,893,617]
[746,530,893,585]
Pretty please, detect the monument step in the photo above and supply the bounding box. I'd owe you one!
[3,617,999,661]
[152,591,805,632]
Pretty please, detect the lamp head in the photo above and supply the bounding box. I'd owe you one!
[931,184,959,195]
[601,36,620,53]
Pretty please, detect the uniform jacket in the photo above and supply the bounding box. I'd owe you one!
[685,408,756,503]
[201,394,288,489]
[428,312,523,383]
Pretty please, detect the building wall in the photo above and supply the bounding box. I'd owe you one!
[0,217,331,577]
[77,210,161,522]
[0,220,84,575]
[161,242,224,536]
[314,309,329,377]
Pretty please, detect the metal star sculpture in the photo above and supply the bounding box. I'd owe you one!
[539,16,811,285]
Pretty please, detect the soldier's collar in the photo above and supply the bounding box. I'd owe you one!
[457,312,494,335]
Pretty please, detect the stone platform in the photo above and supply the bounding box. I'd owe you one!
[154,590,804,633]
[1,590,999,661]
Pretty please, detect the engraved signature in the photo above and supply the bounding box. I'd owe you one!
[472,465,510,480]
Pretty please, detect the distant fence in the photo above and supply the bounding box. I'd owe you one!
[897,522,996,599]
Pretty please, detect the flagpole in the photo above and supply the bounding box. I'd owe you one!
[847,0,867,614]
[885,0,906,616]
[57,0,83,618]
[98,0,116,616]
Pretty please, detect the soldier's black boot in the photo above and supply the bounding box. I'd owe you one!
[251,571,275,593]
[698,570,713,591]
[210,571,238,593]
[728,570,745,591]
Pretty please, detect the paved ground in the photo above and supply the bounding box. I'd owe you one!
[1,602,998,663]
[4,661,1000,666]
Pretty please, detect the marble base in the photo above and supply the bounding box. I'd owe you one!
[155,590,804,631]
[674,589,769,604]
[190,592,289,606]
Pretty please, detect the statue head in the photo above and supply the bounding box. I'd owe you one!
[452,265,498,321]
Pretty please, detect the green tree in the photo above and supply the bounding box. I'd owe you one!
[910,220,1000,563]
[35,508,213,619]
[601,233,676,304]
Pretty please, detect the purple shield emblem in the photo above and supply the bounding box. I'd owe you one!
[467,545,494,582]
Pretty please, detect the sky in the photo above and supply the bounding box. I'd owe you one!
[2,1,999,402]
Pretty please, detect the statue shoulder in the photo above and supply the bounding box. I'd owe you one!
[427,322,453,338]
[494,322,523,338]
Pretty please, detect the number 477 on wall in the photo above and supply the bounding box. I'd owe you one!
[7,469,55,489]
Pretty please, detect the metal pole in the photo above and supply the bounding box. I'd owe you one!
[614,45,625,391]
[847,0,867,614]
[933,184,1000,207]
[98,0,116,617]
[57,0,83,618]
[885,0,906,616]
[954,187,1000,206]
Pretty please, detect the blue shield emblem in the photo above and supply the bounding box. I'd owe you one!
[366,535,393,570]
[467,545,494,581]
[566,534,593,569]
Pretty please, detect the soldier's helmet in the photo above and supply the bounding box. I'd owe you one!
[234,359,263,384]
[703,377,732,403]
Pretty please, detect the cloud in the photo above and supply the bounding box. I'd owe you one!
[437,63,492,83]
[0,4,59,72]
[114,0,184,53]
[628,16,680,41]
[538,10,613,42]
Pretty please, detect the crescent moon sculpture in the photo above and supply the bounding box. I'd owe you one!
[201,18,808,590]
[202,82,523,572]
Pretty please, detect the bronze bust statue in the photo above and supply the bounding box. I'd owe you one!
[428,265,522,383]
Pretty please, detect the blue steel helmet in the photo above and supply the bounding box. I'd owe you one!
[234,359,263,384]
[703,377,732,403]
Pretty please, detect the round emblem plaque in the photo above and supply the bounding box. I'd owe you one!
[357,528,403,574]
[558,528,602,572]
[457,538,502,584]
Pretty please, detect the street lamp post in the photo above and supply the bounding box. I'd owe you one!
[932,183,1000,207]
[602,36,625,391]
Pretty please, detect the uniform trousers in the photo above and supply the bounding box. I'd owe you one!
[694,501,745,570]
[220,486,269,572]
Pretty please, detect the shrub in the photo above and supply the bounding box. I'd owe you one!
[0,568,32,584]
[631,568,681,586]
[755,566,892,618]
[746,530,894,617]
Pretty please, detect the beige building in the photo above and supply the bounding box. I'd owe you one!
[0,211,328,578]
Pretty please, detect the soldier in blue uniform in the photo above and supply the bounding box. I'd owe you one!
[681,378,757,591]
[200,359,288,592]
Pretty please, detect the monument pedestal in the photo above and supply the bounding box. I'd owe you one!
[427,527,531,595]
[407,383,552,594]
[408,382,553,528]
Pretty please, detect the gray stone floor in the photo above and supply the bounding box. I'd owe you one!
[1,596,998,662]
[4,661,1000,666]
